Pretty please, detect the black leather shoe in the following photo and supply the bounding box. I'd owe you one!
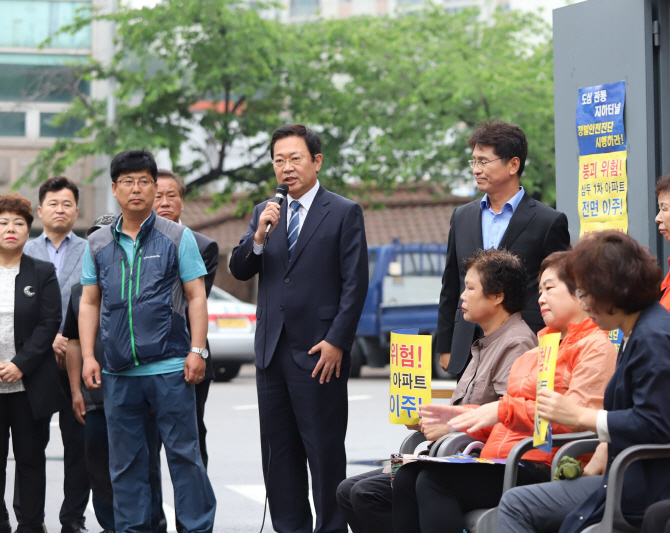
[61,522,87,533]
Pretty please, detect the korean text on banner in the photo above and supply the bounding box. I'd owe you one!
[576,81,628,238]
[389,331,432,425]
[579,151,628,236]
[533,332,561,452]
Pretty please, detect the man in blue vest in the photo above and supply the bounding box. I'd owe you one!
[78,150,216,533]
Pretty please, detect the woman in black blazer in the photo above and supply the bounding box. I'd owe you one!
[0,193,66,533]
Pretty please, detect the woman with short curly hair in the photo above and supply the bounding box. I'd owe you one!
[0,192,66,533]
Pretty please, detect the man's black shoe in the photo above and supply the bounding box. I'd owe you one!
[61,522,87,533]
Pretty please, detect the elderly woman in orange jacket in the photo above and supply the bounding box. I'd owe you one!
[655,174,670,311]
[391,252,618,533]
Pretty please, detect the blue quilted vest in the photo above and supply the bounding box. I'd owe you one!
[87,211,191,372]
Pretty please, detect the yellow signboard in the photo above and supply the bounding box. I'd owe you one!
[389,332,432,425]
[533,332,560,450]
[578,150,628,237]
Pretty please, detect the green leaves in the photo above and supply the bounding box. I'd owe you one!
[25,2,556,206]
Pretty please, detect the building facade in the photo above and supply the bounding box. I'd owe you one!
[0,0,114,232]
[263,0,575,23]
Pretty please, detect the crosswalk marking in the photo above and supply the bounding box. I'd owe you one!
[226,485,316,519]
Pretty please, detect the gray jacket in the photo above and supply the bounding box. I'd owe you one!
[24,232,86,333]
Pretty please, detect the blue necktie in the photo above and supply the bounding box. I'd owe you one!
[287,200,301,259]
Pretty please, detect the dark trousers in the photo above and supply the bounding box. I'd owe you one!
[104,371,215,533]
[12,373,90,527]
[85,409,167,533]
[257,331,349,533]
[0,392,49,533]
[174,378,210,533]
[642,499,670,533]
[195,379,210,468]
[392,460,550,533]
[336,468,392,533]
[84,410,114,531]
[57,371,90,525]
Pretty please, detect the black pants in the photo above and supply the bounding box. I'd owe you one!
[56,371,90,525]
[195,378,210,468]
[392,460,550,533]
[12,373,90,526]
[336,468,392,533]
[0,392,50,533]
[258,330,349,533]
[642,499,670,533]
[84,410,114,531]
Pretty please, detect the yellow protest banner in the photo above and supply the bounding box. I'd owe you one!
[533,332,561,450]
[389,331,431,425]
[578,150,628,237]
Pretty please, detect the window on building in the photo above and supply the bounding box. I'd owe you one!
[0,112,26,137]
[40,112,83,137]
[0,1,91,50]
[0,59,89,102]
[290,0,319,17]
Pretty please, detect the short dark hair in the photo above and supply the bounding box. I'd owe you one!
[38,176,79,205]
[565,231,662,314]
[0,193,34,229]
[156,169,186,198]
[468,120,528,177]
[539,251,576,296]
[270,124,321,161]
[110,150,157,182]
[462,248,529,315]
[656,173,670,198]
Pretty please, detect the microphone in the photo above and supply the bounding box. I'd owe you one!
[265,183,289,235]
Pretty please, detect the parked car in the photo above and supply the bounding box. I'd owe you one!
[354,241,449,378]
[207,285,256,382]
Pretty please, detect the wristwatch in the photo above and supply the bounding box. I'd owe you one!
[190,347,209,359]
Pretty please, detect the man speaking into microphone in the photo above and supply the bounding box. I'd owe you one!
[230,124,368,533]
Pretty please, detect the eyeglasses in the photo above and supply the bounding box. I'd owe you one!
[576,290,591,309]
[273,156,306,168]
[468,158,502,169]
[115,178,155,188]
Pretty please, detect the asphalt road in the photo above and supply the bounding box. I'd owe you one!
[6,365,453,533]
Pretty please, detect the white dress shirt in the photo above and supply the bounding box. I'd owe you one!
[253,181,320,254]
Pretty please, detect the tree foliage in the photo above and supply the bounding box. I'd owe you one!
[24,2,556,206]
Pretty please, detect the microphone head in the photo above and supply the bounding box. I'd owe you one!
[276,183,289,198]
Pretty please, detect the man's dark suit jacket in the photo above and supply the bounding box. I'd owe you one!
[560,303,670,532]
[229,185,368,370]
[436,192,570,375]
[191,231,219,380]
[12,253,68,420]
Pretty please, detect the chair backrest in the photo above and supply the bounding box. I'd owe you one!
[550,439,599,478]
[399,431,428,454]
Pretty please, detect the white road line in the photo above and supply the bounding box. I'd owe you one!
[226,484,267,505]
[233,404,258,411]
[226,485,316,520]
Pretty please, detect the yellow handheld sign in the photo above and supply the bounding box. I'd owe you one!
[533,332,561,450]
[389,331,432,425]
